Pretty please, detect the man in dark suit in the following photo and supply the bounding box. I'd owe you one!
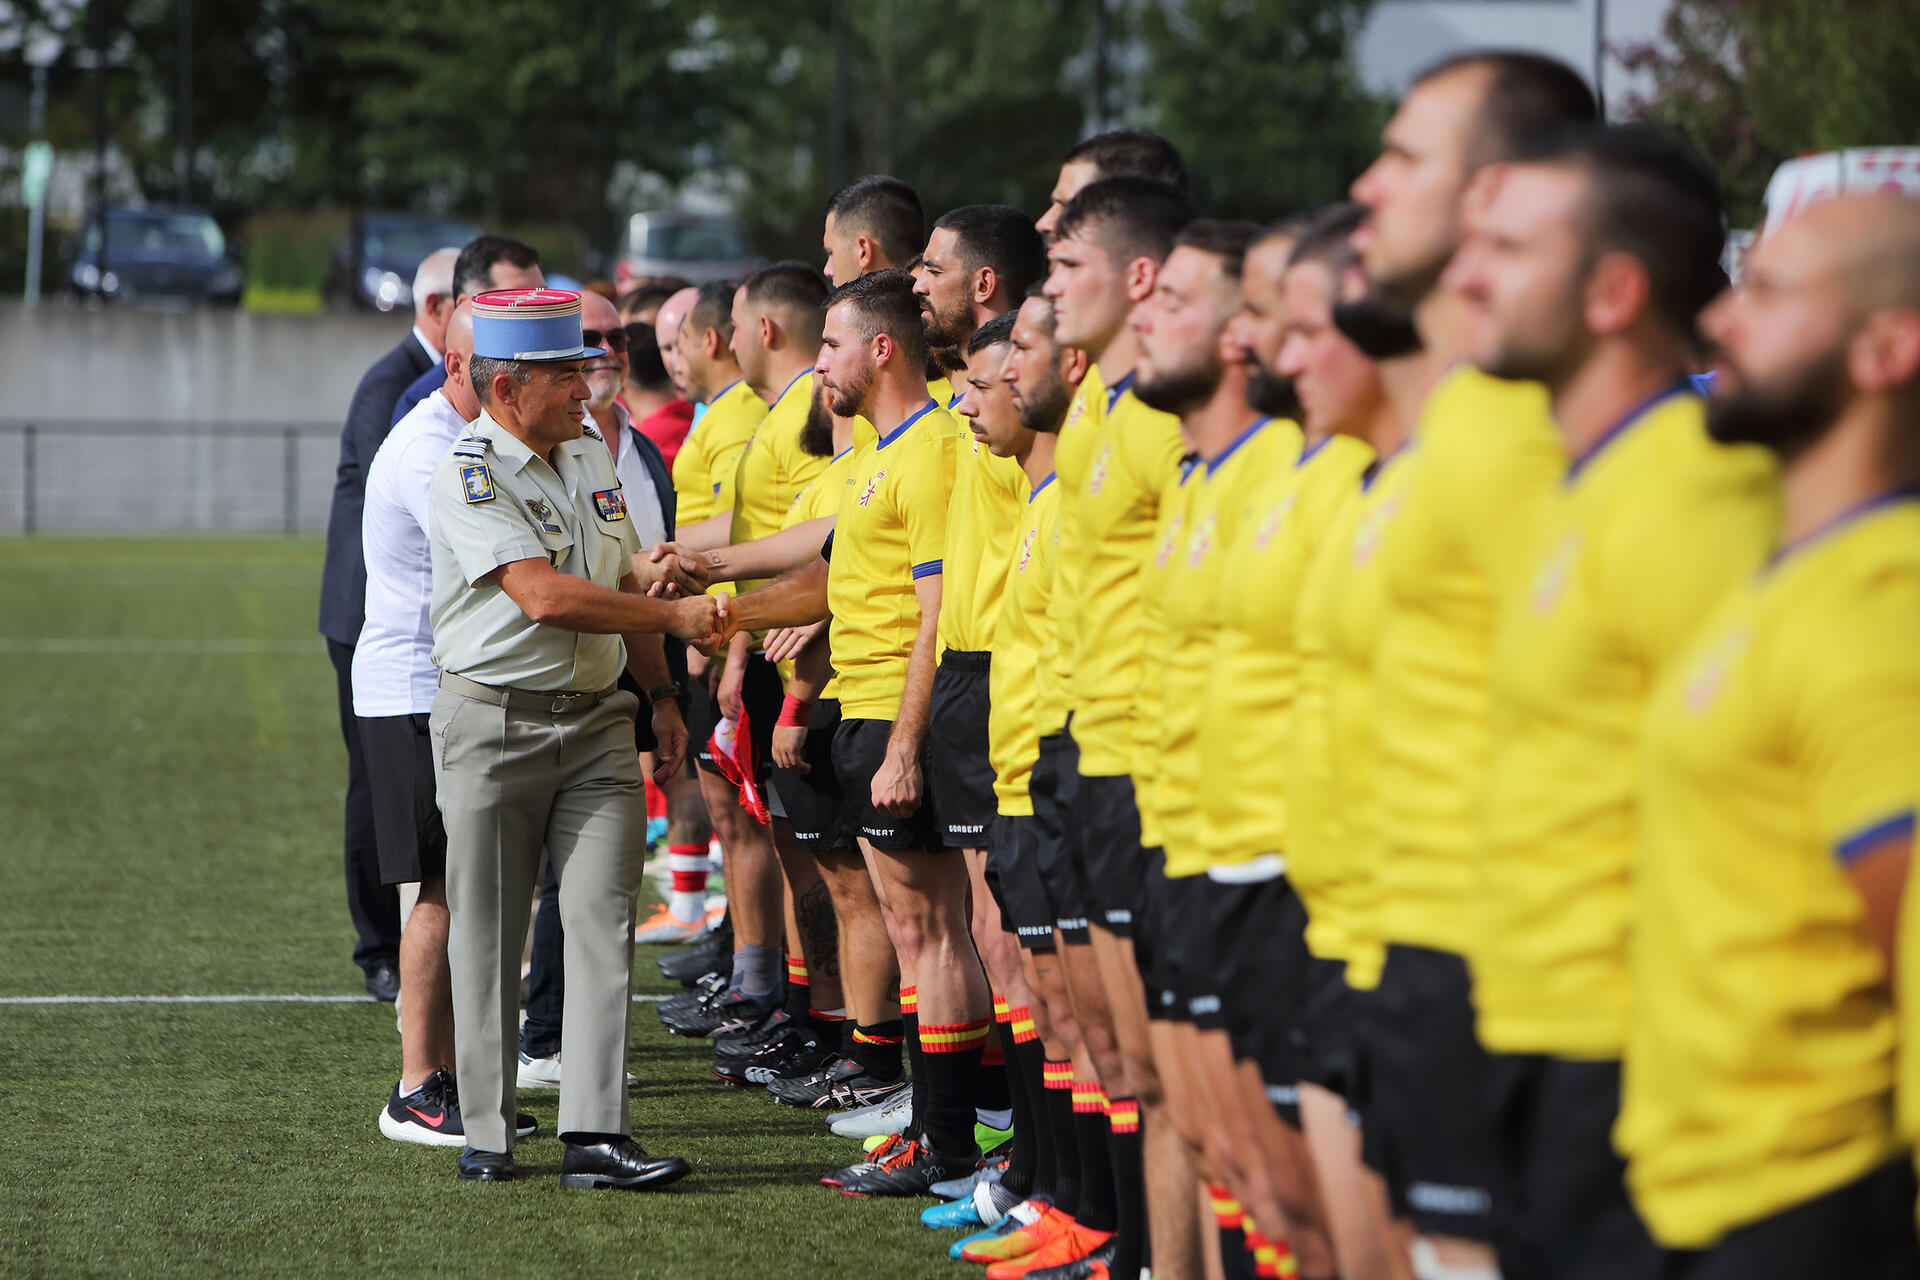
[390,236,544,428]
[319,245,459,999]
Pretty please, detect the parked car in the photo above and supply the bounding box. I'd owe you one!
[613,210,756,285]
[325,213,481,312]
[67,206,244,308]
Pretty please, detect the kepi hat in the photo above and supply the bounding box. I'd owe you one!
[470,288,607,362]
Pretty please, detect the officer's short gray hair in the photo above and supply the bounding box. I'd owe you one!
[469,355,530,405]
[411,247,459,318]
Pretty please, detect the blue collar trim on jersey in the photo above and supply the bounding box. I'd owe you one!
[776,369,810,405]
[1564,379,1695,483]
[831,444,853,463]
[949,391,965,409]
[1029,471,1057,502]
[1296,434,1332,469]
[1361,438,1412,491]
[1104,371,1137,413]
[876,397,939,451]
[710,379,742,406]
[1767,486,1920,569]
[1206,416,1272,476]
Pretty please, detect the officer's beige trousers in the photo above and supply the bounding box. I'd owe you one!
[431,685,645,1153]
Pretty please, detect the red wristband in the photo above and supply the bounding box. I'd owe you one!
[778,694,814,728]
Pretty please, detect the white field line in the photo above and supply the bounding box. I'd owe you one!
[0,639,313,655]
[0,993,669,1006]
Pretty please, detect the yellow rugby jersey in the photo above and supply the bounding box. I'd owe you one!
[826,400,962,720]
[779,439,869,698]
[1068,376,1186,777]
[938,438,1030,653]
[1203,433,1374,870]
[728,370,827,592]
[989,473,1062,816]
[1041,366,1106,736]
[1154,419,1302,878]
[672,379,767,524]
[1618,496,1920,1249]
[1292,448,1417,988]
[1370,367,1562,956]
[1478,388,1778,1060]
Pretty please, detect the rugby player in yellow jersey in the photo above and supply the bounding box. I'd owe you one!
[1437,125,1777,1276]
[1044,174,1200,1280]
[822,175,926,286]
[1035,128,1191,241]
[1613,194,1920,1274]
[1345,50,1597,1267]
[659,279,797,1031]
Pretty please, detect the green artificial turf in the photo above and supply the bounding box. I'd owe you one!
[0,537,957,1279]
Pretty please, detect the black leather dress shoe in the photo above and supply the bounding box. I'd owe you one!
[364,964,400,1003]
[559,1138,691,1191]
[457,1147,515,1182]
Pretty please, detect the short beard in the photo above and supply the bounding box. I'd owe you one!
[1707,345,1851,462]
[1244,354,1301,421]
[923,297,975,352]
[800,382,836,457]
[1017,365,1074,434]
[584,368,623,411]
[1332,294,1423,360]
[1133,350,1222,419]
[827,366,874,419]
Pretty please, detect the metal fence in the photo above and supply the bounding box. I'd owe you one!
[0,420,342,534]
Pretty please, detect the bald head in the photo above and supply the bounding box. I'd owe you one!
[656,286,699,397]
[412,246,461,350]
[1705,193,1920,457]
[443,298,479,419]
[580,289,627,412]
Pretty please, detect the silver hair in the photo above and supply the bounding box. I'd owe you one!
[411,247,460,318]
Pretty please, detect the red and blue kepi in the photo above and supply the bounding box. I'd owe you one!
[470,288,608,362]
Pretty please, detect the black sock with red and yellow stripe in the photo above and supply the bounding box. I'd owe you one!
[919,1012,990,1155]
[1072,1080,1118,1232]
[992,998,1036,1197]
[1107,1095,1146,1277]
[900,984,924,1140]
[784,953,810,1022]
[1211,1184,1259,1280]
[1041,1059,1082,1214]
[850,1019,905,1083]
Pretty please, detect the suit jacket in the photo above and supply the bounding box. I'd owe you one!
[318,331,435,645]
[612,413,687,740]
[391,364,448,429]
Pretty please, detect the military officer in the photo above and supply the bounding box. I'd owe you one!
[427,288,725,1187]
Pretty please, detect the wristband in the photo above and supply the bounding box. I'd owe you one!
[778,694,814,728]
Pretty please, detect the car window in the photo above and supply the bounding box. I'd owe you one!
[364,221,481,265]
[98,212,225,259]
[645,221,746,261]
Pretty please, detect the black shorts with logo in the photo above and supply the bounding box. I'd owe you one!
[986,814,1057,952]
[1290,953,1367,1108]
[1133,851,1215,1024]
[1070,770,1147,936]
[1486,1054,1663,1280]
[1359,942,1505,1241]
[1204,871,1312,1123]
[1030,729,1090,943]
[768,697,854,856]
[690,651,783,779]
[359,712,447,886]
[830,717,943,852]
[929,651,996,849]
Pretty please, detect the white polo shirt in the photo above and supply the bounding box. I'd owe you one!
[601,402,669,551]
[353,388,470,716]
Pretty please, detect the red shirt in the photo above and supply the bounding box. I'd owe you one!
[636,400,696,473]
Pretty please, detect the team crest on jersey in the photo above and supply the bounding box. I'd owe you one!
[1351,498,1401,565]
[1064,395,1089,432]
[1156,516,1186,569]
[1530,532,1582,615]
[1186,513,1217,567]
[1684,625,1752,714]
[858,470,886,508]
[1089,444,1112,496]
[1018,526,1040,572]
[1253,495,1298,550]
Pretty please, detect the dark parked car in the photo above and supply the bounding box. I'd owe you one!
[324,214,481,312]
[67,206,244,308]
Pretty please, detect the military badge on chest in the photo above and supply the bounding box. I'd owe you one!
[593,488,629,522]
[525,496,564,534]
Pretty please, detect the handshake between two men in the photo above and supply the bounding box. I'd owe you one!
[627,537,831,661]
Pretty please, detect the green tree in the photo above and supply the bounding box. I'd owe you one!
[1131,0,1385,219]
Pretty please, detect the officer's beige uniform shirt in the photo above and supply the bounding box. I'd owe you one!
[428,411,642,691]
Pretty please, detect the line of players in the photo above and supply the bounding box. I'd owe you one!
[640,47,1920,1280]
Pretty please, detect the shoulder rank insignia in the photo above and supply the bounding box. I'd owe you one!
[582,421,604,443]
[451,436,489,460]
[458,462,495,503]
[592,487,629,522]
[524,496,562,533]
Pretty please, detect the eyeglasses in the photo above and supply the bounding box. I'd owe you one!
[582,328,630,352]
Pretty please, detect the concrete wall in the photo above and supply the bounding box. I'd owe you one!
[0,301,414,426]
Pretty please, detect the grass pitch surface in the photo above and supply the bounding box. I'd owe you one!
[0,537,957,1279]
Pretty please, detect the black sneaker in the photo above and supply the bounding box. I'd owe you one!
[657,977,732,1031]
[663,989,773,1039]
[766,1056,905,1110]
[712,1004,790,1058]
[838,1137,980,1198]
[659,914,732,985]
[379,1068,465,1147]
[658,969,728,1019]
[742,1027,837,1086]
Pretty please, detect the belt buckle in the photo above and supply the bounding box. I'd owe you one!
[550,690,585,713]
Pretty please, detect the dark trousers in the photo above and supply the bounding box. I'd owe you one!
[521,860,565,1059]
[326,640,401,973]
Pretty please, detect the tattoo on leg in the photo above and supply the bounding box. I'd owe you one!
[796,880,841,979]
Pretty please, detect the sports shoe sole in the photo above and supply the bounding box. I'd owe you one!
[377,1106,466,1148]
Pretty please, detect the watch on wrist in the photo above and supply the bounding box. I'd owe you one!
[646,682,684,705]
